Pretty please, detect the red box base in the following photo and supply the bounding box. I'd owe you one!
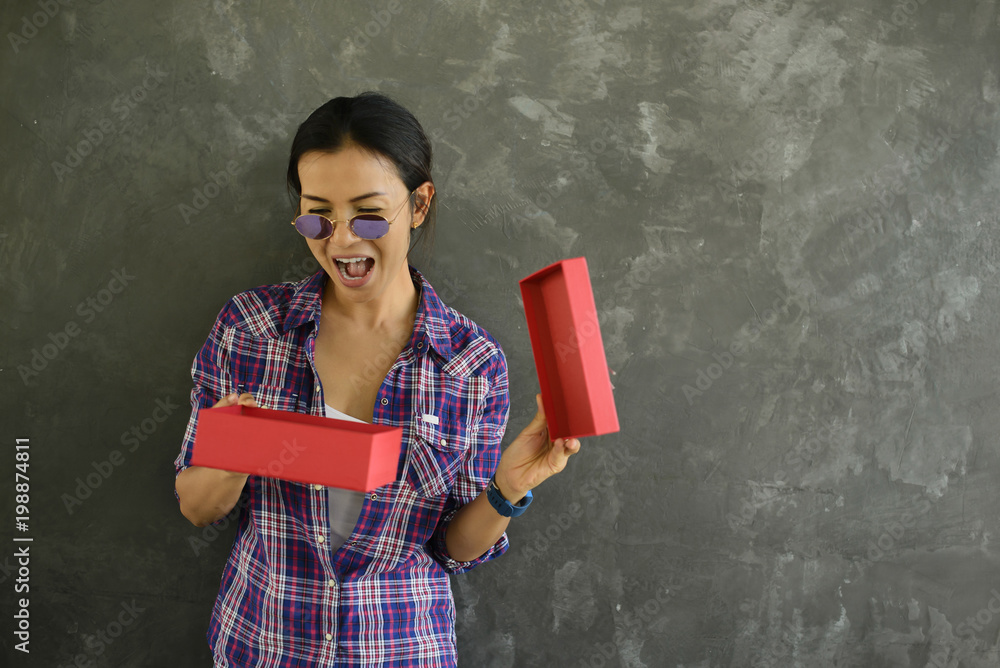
[191,405,403,491]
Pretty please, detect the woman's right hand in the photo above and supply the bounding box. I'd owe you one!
[208,392,258,477]
[212,392,259,409]
[174,392,257,527]
[176,391,258,526]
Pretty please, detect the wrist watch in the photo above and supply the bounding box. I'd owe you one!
[486,474,532,517]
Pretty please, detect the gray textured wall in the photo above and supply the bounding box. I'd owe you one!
[3,0,1000,666]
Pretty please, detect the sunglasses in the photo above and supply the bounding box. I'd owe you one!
[290,190,415,241]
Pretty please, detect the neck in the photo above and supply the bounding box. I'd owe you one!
[320,264,419,332]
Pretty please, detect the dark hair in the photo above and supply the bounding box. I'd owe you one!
[286,91,436,256]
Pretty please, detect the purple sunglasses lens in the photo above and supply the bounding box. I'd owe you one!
[351,215,390,239]
[295,215,332,239]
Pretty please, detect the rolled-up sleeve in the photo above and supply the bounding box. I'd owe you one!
[172,301,236,502]
[427,349,510,574]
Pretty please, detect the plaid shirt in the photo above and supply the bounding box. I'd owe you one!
[173,266,510,667]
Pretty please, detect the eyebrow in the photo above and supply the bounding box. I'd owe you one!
[300,191,387,204]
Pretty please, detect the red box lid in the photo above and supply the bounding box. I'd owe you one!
[519,257,620,439]
[191,405,403,491]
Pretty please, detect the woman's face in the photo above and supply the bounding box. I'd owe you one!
[296,145,431,310]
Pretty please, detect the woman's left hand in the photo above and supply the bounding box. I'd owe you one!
[494,393,581,501]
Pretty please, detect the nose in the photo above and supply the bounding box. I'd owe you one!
[327,216,360,246]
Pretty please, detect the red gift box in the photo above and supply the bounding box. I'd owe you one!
[191,405,403,491]
[519,257,620,439]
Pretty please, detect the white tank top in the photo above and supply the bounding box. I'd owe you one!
[323,404,367,552]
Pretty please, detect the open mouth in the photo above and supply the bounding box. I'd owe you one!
[335,257,375,282]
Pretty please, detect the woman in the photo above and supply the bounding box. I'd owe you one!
[173,92,581,667]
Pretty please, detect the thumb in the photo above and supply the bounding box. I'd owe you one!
[526,393,549,434]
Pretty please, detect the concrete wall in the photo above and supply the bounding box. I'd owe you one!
[3,0,1000,665]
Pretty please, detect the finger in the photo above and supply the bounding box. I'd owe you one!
[558,437,583,464]
[211,392,239,408]
[523,396,548,434]
[237,392,258,408]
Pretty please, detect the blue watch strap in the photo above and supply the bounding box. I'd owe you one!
[486,474,532,517]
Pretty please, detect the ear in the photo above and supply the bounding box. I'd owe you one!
[410,181,436,229]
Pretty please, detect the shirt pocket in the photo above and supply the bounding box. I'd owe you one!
[243,383,301,412]
[407,416,470,499]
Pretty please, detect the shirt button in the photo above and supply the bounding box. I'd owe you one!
[370,493,378,500]
[380,397,388,406]
[418,341,425,349]
[314,484,323,491]
[328,580,336,587]
[440,438,447,446]
[317,535,325,544]
[350,541,357,546]
[325,633,333,641]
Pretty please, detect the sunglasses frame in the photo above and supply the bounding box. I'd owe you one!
[291,189,416,241]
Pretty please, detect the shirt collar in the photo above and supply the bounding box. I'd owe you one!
[409,266,454,362]
[283,269,327,333]
[282,265,454,362]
